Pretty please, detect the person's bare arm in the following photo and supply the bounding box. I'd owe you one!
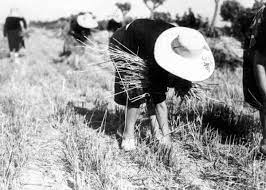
[254,50,266,99]
[3,19,7,37]
[254,50,266,140]
[155,101,172,144]
[21,17,27,29]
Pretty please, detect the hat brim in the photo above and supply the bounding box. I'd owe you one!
[77,15,98,29]
[154,27,215,82]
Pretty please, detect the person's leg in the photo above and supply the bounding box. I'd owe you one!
[123,106,139,139]
[254,52,266,153]
[121,106,139,151]
[14,52,19,64]
[259,110,266,140]
[10,51,14,61]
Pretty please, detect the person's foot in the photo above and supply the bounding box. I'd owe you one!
[260,139,266,155]
[121,138,136,151]
[158,136,173,166]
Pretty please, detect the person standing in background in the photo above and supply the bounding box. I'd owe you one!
[3,8,27,63]
[243,4,266,155]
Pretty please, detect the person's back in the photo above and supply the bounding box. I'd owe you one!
[4,16,26,32]
[110,19,174,61]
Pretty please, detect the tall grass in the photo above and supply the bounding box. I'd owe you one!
[0,70,41,189]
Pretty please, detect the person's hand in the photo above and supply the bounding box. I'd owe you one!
[158,135,173,166]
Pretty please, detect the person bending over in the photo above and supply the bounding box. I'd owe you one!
[109,19,215,151]
[60,12,98,58]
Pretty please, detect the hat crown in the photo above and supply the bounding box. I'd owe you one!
[154,27,215,82]
[171,30,206,58]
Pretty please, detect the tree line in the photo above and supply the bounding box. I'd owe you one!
[116,0,265,41]
[30,0,266,43]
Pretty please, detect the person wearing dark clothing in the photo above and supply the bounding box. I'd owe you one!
[243,4,266,154]
[109,19,215,151]
[60,12,98,58]
[68,14,93,43]
[3,9,27,53]
[110,19,174,108]
[107,19,122,33]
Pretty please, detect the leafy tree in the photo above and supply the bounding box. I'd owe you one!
[175,9,212,36]
[115,2,131,21]
[176,8,208,30]
[143,0,166,19]
[220,0,244,22]
[153,11,172,22]
[220,0,257,44]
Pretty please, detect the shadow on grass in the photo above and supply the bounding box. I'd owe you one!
[171,101,261,144]
[66,101,125,137]
[64,102,159,150]
[66,99,261,144]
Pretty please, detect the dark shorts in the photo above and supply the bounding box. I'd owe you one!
[113,63,168,108]
[114,65,146,108]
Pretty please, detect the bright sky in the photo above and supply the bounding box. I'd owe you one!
[0,0,256,24]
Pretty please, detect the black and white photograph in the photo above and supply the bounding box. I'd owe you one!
[0,0,265,189]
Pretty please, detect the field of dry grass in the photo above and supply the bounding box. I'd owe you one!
[0,26,265,190]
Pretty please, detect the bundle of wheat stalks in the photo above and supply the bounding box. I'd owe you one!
[83,37,209,102]
[109,41,149,89]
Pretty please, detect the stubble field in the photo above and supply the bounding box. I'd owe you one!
[0,27,265,190]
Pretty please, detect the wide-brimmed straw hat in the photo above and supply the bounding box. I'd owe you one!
[77,13,98,29]
[154,27,215,82]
